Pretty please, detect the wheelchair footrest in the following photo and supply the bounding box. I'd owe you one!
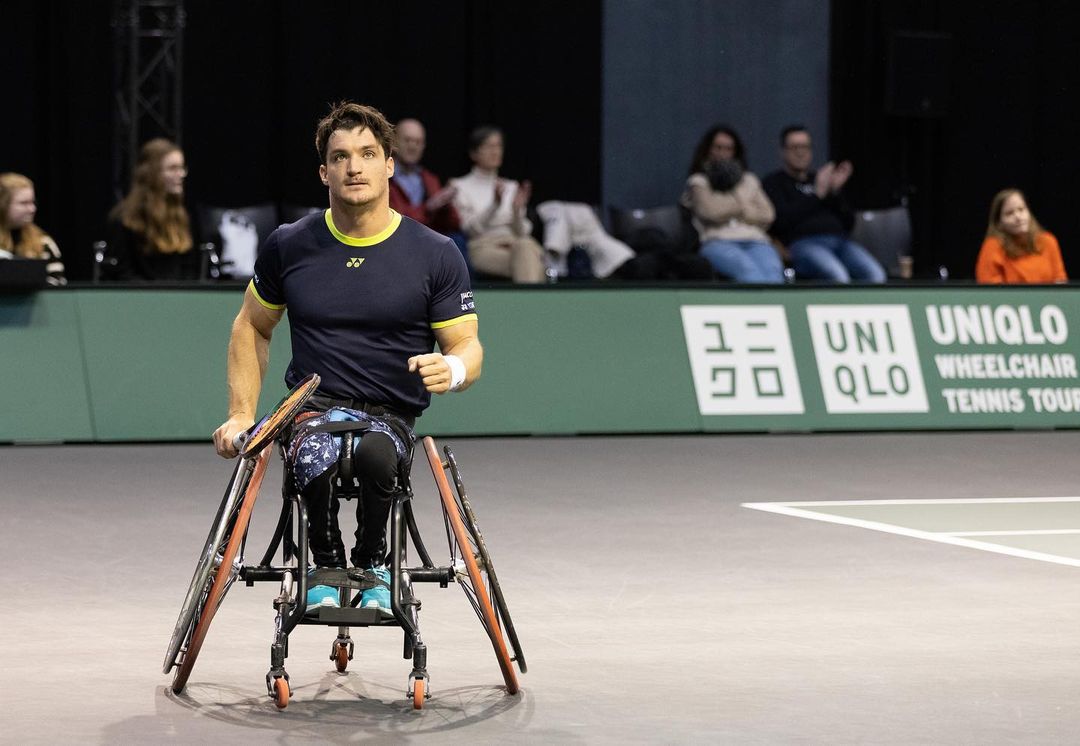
[304,606,398,626]
[309,567,381,591]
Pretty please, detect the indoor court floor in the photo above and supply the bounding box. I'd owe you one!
[3,430,1080,744]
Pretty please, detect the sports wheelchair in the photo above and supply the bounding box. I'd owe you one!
[162,374,526,709]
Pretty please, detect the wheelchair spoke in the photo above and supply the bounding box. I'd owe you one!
[459,583,485,624]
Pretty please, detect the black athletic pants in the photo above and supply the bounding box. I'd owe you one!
[296,395,415,570]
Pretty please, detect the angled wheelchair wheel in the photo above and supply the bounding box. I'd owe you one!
[444,446,527,676]
[164,373,318,688]
[165,448,272,694]
[163,456,245,675]
[423,437,524,694]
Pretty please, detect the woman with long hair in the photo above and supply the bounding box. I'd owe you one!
[0,173,66,285]
[975,188,1066,284]
[681,124,783,283]
[107,138,198,280]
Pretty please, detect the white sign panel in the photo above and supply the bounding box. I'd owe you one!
[681,305,804,415]
[806,305,929,413]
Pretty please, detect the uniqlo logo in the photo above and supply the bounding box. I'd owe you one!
[681,306,805,415]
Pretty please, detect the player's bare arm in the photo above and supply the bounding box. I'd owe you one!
[212,288,285,457]
[408,319,482,394]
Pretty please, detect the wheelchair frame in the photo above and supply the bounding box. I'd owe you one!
[162,382,525,710]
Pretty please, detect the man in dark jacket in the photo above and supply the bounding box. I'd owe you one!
[762,125,885,283]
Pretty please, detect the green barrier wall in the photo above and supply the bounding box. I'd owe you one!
[2,286,1078,443]
[0,292,94,441]
[676,287,1080,431]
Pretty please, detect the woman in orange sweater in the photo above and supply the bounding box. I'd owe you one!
[975,188,1066,283]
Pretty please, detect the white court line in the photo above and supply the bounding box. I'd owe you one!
[742,501,1080,568]
[749,496,1080,507]
[947,529,1080,537]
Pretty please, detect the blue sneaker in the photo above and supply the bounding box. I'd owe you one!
[306,570,340,613]
[359,567,392,612]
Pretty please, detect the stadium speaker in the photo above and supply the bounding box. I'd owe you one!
[885,31,952,117]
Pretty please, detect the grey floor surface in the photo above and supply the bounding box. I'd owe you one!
[2,431,1080,744]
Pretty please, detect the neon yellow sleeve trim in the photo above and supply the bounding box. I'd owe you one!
[431,313,478,329]
[248,279,286,310]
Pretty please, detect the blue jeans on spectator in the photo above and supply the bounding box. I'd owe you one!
[789,234,886,283]
[699,239,784,283]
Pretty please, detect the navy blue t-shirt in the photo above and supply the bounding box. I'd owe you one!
[250,209,476,416]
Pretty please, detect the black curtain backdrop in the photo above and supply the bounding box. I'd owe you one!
[830,0,1080,279]
[0,2,114,282]
[1,0,601,280]
[9,0,1076,283]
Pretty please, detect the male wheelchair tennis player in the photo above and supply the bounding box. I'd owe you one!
[162,374,526,709]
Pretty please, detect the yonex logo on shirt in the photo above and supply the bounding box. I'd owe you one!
[346,258,365,268]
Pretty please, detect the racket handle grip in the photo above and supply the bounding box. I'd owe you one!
[232,431,249,452]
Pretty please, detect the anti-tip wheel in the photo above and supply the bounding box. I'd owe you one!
[334,643,349,673]
[273,677,290,709]
[411,678,426,710]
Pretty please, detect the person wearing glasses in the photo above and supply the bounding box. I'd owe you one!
[762,125,885,283]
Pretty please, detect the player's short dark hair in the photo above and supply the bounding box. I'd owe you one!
[315,101,396,164]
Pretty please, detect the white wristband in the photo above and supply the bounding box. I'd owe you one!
[445,354,467,391]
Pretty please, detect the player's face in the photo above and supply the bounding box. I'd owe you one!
[320,126,394,208]
[998,192,1030,236]
[6,187,36,228]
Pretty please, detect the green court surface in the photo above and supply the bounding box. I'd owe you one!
[744,497,1080,566]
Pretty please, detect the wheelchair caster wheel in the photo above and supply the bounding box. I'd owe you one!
[272,676,290,709]
[333,642,350,673]
[410,677,426,710]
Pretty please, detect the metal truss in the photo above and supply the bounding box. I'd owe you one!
[111,0,186,198]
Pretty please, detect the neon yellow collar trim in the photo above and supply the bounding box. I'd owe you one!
[324,208,401,247]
